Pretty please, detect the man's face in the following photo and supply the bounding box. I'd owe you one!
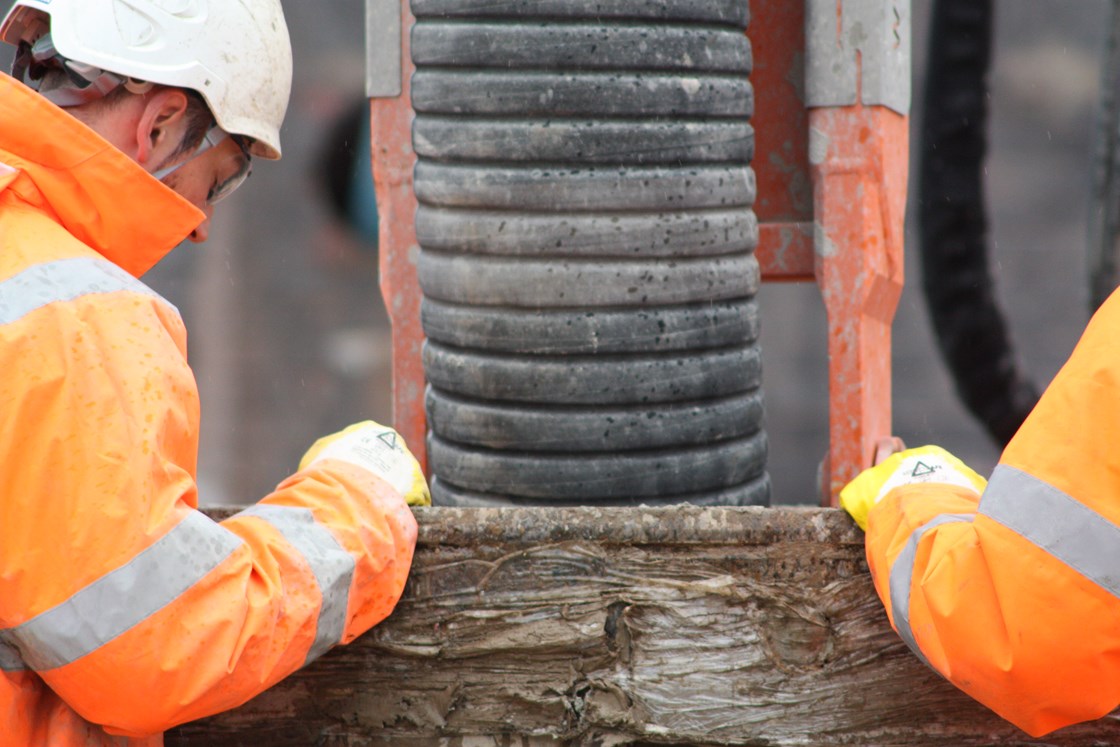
[160,135,251,243]
[67,85,253,244]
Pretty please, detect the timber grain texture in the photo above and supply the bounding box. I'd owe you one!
[168,506,1119,746]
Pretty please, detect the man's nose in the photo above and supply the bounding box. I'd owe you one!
[189,210,213,243]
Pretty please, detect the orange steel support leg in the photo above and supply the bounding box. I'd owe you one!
[810,104,908,505]
[371,1,427,471]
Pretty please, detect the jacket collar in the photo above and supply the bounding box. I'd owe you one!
[0,73,205,278]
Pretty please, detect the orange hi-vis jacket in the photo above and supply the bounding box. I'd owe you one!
[0,73,418,745]
[866,285,1120,736]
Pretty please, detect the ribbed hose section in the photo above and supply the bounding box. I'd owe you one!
[411,0,768,506]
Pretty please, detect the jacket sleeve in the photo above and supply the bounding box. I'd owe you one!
[865,290,1120,737]
[0,269,417,737]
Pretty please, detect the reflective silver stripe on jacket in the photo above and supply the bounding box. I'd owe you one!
[236,505,355,665]
[980,464,1120,597]
[0,637,22,671]
[0,511,242,672]
[888,464,1120,665]
[888,513,975,667]
[0,256,177,326]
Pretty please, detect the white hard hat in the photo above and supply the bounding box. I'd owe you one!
[0,0,292,159]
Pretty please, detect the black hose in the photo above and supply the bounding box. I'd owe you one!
[919,0,1039,446]
[1088,0,1120,312]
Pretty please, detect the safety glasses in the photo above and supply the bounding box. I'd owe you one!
[208,133,253,204]
[152,126,253,205]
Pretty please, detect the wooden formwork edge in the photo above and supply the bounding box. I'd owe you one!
[168,506,1117,746]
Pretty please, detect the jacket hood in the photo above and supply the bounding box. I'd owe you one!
[0,73,205,277]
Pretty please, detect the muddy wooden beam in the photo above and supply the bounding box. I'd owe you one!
[168,506,1117,746]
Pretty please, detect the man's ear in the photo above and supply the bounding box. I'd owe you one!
[135,88,191,172]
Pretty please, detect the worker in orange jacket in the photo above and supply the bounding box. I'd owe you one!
[0,1,428,744]
[841,288,1120,735]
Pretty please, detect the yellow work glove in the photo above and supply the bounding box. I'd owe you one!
[300,421,431,507]
[839,445,986,531]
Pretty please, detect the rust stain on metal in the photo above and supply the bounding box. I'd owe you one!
[372,0,426,471]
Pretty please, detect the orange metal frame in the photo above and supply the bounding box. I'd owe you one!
[373,1,907,506]
[371,0,425,472]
